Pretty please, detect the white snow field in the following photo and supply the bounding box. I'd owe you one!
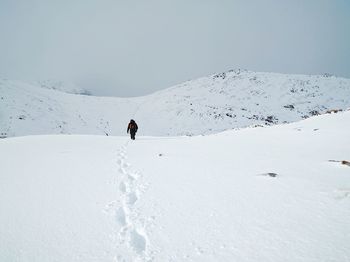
[1,70,350,137]
[1,110,349,261]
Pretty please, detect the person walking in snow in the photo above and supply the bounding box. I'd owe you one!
[127,119,138,140]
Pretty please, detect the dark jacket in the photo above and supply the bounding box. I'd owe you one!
[127,120,138,133]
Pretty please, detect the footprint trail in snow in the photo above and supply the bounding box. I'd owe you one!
[108,142,153,262]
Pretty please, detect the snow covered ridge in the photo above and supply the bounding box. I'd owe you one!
[35,79,92,95]
[1,70,350,137]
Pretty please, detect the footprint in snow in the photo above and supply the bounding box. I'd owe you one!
[127,174,135,181]
[126,192,138,206]
[115,207,127,226]
[119,182,127,193]
[119,167,127,174]
[129,229,147,254]
[122,162,130,168]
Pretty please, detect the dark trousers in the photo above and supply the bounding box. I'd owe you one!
[130,131,136,140]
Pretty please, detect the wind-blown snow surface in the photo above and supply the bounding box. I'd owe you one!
[1,70,350,137]
[1,111,349,261]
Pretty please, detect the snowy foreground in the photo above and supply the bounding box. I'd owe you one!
[1,111,350,262]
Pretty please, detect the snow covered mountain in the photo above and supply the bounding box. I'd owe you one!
[35,79,92,95]
[1,110,349,261]
[1,70,350,137]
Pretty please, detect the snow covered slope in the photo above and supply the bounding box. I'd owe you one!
[136,70,350,135]
[0,79,143,137]
[1,110,349,261]
[1,70,350,137]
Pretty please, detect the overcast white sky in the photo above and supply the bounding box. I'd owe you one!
[0,0,349,96]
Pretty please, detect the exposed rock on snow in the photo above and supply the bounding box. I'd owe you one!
[342,160,350,167]
[260,172,278,177]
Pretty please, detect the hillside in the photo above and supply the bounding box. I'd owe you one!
[1,70,350,137]
[1,110,349,261]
